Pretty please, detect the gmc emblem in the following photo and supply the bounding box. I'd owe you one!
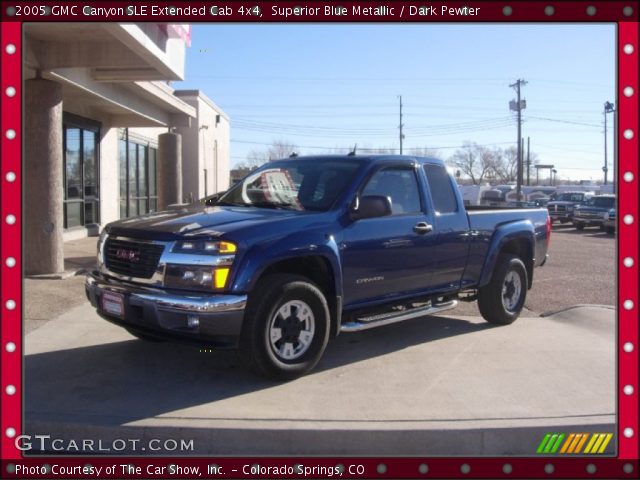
[115,248,140,262]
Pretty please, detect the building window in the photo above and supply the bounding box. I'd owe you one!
[63,114,100,229]
[119,130,158,218]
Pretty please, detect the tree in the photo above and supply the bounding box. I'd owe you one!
[238,139,299,169]
[448,142,495,185]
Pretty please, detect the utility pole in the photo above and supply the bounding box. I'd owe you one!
[510,79,527,203]
[526,136,531,186]
[603,101,615,188]
[398,95,404,154]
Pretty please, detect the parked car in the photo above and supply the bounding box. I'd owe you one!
[572,195,616,230]
[86,155,550,379]
[546,191,593,224]
[603,208,616,234]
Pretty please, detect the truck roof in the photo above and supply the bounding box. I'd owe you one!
[276,154,445,166]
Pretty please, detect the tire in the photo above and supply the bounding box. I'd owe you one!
[478,254,528,325]
[606,227,615,234]
[575,222,585,231]
[125,327,165,342]
[240,274,330,380]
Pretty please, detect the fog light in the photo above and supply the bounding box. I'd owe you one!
[214,268,230,289]
[187,315,199,329]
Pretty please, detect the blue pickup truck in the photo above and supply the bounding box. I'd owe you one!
[86,156,550,379]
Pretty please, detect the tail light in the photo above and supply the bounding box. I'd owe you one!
[546,216,552,246]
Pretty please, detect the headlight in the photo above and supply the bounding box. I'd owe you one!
[172,240,237,255]
[164,264,231,291]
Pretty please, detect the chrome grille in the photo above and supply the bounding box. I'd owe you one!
[104,238,164,279]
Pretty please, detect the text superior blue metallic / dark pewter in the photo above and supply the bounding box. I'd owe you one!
[86,155,550,379]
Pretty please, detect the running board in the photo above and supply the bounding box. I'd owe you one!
[340,300,458,332]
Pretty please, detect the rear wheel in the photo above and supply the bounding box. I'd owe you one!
[240,274,330,380]
[575,222,585,230]
[478,254,528,325]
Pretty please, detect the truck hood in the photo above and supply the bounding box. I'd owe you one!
[106,205,319,241]
[547,201,579,206]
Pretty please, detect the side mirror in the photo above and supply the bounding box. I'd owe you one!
[351,195,392,220]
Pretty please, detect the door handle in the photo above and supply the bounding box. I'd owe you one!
[413,222,433,234]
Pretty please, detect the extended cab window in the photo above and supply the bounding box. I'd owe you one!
[423,163,458,214]
[362,167,421,215]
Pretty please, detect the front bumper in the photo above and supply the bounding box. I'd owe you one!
[85,271,247,348]
[572,216,605,226]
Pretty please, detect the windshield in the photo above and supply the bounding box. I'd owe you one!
[558,193,584,202]
[218,159,362,211]
[590,197,615,208]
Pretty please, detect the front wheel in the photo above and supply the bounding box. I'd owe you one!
[575,222,585,230]
[240,274,330,380]
[478,254,528,325]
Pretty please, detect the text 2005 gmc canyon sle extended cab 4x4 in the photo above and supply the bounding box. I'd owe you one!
[86,156,550,379]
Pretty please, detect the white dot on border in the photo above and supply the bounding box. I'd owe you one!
[623,300,634,310]
[624,86,634,97]
[544,6,554,16]
[545,464,554,474]
[586,6,596,15]
[5,342,16,353]
[460,464,471,474]
[418,464,429,474]
[5,428,16,438]
[624,129,634,140]
[623,257,634,268]
[586,464,597,474]
[623,385,634,395]
[624,342,634,353]
[624,44,635,55]
[623,214,634,225]
[623,6,634,17]
[377,464,387,474]
[5,129,16,140]
[5,385,16,395]
[5,257,16,268]
[5,214,16,225]
[5,300,16,310]
[503,6,513,16]
[623,427,634,438]
[5,44,16,55]
[503,464,513,474]
[624,463,634,474]
[624,171,634,182]
[5,86,16,97]
[5,171,16,182]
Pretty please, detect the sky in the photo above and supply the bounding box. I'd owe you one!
[174,23,616,182]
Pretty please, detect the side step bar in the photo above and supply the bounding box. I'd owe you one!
[340,300,458,332]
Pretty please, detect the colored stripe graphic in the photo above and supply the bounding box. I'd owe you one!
[537,433,552,454]
[540,433,614,454]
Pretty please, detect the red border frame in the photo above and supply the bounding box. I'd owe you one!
[1,2,638,478]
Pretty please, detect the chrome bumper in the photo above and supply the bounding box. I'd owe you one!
[85,271,247,347]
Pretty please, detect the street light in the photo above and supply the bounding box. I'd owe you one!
[603,101,615,187]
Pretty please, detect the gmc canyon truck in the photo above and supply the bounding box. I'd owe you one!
[86,156,550,379]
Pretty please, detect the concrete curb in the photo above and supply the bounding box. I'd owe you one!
[540,304,615,317]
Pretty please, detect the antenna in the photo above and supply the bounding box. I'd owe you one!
[289,152,298,158]
[348,144,357,156]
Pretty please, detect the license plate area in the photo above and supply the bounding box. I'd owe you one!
[101,290,125,318]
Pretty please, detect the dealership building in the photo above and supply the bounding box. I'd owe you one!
[23,23,230,275]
